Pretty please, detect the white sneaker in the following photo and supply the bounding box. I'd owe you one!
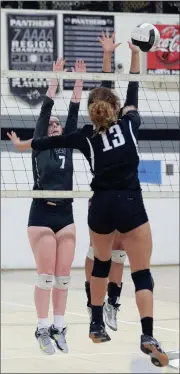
[104,300,120,331]
[35,327,56,355]
[49,325,68,353]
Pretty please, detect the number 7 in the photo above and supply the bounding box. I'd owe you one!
[59,155,65,169]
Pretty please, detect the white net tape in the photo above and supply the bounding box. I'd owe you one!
[1,70,179,199]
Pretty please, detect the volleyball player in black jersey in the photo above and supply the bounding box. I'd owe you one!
[8,33,168,367]
[8,58,86,355]
[85,221,126,332]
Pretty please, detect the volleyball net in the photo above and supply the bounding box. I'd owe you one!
[1,70,179,199]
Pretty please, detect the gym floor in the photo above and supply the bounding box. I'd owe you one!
[1,266,179,373]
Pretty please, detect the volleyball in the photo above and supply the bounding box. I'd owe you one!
[131,23,160,52]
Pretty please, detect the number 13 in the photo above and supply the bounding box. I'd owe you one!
[101,124,125,152]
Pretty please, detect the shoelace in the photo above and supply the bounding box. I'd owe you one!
[109,304,120,318]
[40,329,51,345]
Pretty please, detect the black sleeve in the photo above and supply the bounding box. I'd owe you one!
[125,110,141,132]
[64,101,80,135]
[124,72,140,109]
[100,71,112,89]
[33,96,54,138]
[32,129,84,152]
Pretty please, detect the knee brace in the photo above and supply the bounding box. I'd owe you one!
[87,246,94,261]
[131,269,153,293]
[112,250,126,264]
[92,257,111,278]
[36,274,54,290]
[54,275,71,290]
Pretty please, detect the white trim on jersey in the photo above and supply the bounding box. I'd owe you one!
[129,120,139,154]
[86,137,95,171]
[35,156,41,188]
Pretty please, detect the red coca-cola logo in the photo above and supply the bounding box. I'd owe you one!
[154,26,180,65]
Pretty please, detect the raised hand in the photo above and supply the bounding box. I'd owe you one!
[7,131,21,149]
[71,60,86,103]
[128,41,140,53]
[47,57,67,98]
[98,31,121,53]
[7,131,32,151]
[72,59,86,73]
[53,57,67,72]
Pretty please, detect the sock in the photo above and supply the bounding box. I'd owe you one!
[85,281,91,306]
[91,305,103,325]
[141,317,153,337]
[37,318,49,330]
[108,282,122,306]
[53,315,64,330]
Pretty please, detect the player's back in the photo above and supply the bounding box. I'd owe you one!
[86,110,140,191]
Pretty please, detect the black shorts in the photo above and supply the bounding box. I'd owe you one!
[28,199,74,234]
[88,190,148,234]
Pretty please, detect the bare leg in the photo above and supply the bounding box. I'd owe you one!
[52,224,76,328]
[28,226,56,326]
[121,222,153,319]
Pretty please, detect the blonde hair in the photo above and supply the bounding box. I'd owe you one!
[89,100,117,132]
[88,87,120,133]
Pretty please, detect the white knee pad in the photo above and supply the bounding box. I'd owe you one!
[87,246,94,261]
[112,250,126,264]
[36,274,54,290]
[54,275,71,290]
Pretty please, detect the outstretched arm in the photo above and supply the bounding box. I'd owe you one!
[33,58,66,138]
[64,60,86,135]
[7,129,83,152]
[46,58,66,100]
[98,31,121,89]
[123,42,140,112]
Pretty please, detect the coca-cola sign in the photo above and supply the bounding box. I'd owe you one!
[147,24,180,75]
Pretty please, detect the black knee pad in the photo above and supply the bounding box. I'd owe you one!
[108,282,122,298]
[131,269,153,293]
[92,257,111,278]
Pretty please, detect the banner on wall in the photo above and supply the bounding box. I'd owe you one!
[63,14,114,90]
[147,25,180,75]
[7,14,58,105]
[138,160,161,184]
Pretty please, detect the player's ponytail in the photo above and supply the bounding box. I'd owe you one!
[89,101,116,132]
[88,87,120,133]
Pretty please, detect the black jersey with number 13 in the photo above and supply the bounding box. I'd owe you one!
[32,108,140,191]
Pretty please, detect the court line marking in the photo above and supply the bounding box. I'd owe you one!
[1,351,140,360]
[2,300,179,333]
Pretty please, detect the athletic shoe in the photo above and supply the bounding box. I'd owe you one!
[35,327,55,355]
[141,334,169,367]
[89,321,111,343]
[49,325,68,353]
[87,303,92,321]
[104,300,120,331]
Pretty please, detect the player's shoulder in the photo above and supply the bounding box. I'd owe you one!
[120,109,141,127]
[81,124,94,136]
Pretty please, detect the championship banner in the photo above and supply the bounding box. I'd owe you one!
[63,14,114,90]
[7,13,58,105]
[147,25,180,75]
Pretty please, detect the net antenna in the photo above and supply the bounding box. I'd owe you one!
[1,70,179,199]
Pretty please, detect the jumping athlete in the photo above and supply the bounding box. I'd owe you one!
[7,33,168,367]
[9,58,86,355]
[85,202,126,331]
